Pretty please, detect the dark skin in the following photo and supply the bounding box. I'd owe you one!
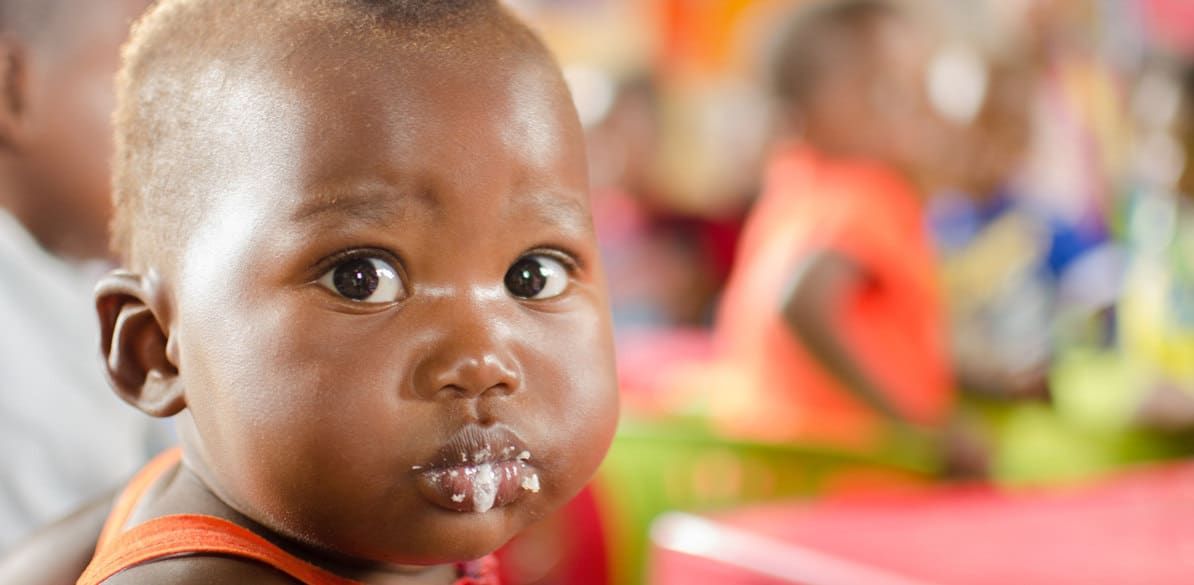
[782,251,904,424]
[84,17,618,585]
[789,14,948,194]
[0,0,152,261]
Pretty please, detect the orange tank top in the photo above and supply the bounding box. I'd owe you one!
[78,448,499,585]
[712,145,953,448]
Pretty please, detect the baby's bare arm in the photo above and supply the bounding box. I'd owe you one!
[0,491,114,585]
[0,492,299,585]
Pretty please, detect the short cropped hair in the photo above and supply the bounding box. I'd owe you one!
[111,0,548,267]
[768,0,903,107]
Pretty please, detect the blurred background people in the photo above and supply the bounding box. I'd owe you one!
[585,72,737,334]
[705,0,957,452]
[524,0,1194,540]
[930,57,1058,402]
[1117,60,1194,428]
[0,0,167,554]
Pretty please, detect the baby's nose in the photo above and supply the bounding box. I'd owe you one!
[426,352,520,400]
[410,290,523,400]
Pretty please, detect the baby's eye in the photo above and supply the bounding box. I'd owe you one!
[505,255,569,300]
[318,256,403,303]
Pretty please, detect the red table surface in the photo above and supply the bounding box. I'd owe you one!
[649,462,1194,585]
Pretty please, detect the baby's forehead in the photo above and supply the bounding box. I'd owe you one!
[267,9,549,79]
[268,36,577,173]
[164,19,563,158]
[115,0,588,271]
[165,68,592,289]
[278,26,558,109]
[181,30,585,220]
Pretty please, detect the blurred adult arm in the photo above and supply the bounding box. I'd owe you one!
[783,251,996,477]
[781,249,906,424]
[0,491,113,585]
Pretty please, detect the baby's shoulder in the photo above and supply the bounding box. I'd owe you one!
[99,555,301,585]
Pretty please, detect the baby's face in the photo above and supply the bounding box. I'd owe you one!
[167,29,618,564]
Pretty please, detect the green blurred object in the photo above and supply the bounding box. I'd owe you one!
[591,415,938,585]
[982,347,1194,488]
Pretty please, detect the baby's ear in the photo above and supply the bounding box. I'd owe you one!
[95,270,186,418]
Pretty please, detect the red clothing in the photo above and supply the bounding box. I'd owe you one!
[79,448,499,585]
[711,145,953,448]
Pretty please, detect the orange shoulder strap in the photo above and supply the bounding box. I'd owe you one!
[84,448,359,585]
[80,514,500,585]
[79,514,362,585]
[83,447,500,585]
[96,447,184,551]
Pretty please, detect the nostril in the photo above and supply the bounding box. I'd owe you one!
[481,381,514,397]
[427,354,520,400]
[439,381,512,399]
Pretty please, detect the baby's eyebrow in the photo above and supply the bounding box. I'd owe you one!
[513,191,592,235]
[290,184,417,228]
[290,183,591,234]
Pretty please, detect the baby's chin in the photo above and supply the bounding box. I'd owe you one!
[336,504,537,567]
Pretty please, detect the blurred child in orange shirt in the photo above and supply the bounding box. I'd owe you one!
[708,0,956,452]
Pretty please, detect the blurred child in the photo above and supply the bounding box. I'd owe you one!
[0,0,165,553]
[62,1,620,583]
[586,74,732,334]
[957,58,1194,488]
[707,0,955,452]
[927,54,1125,486]
[929,58,1057,401]
[1119,61,1194,430]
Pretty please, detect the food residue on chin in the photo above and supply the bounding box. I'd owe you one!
[520,473,540,493]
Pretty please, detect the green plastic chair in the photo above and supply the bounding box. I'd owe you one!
[591,415,938,585]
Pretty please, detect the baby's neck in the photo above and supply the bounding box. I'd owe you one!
[331,562,459,585]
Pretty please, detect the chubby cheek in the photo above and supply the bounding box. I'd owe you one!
[523,309,619,506]
[181,301,406,516]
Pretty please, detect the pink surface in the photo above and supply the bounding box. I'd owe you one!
[615,328,714,394]
[1144,0,1194,56]
[651,462,1194,585]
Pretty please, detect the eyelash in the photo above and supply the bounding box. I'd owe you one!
[310,245,584,295]
[521,247,582,275]
[313,247,403,280]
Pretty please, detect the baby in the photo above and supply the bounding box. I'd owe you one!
[78,0,620,583]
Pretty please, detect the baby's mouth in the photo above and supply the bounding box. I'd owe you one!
[413,426,541,513]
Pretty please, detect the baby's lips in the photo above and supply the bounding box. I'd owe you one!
[415,424,541,513]
[416,459,540,513]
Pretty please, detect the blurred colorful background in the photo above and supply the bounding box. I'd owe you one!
[494,0,1194,583]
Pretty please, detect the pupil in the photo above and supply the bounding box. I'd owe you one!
[333,258,380,300]
[506,258,547,298]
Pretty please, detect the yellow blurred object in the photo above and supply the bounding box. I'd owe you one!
[1120,193,1194,392]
